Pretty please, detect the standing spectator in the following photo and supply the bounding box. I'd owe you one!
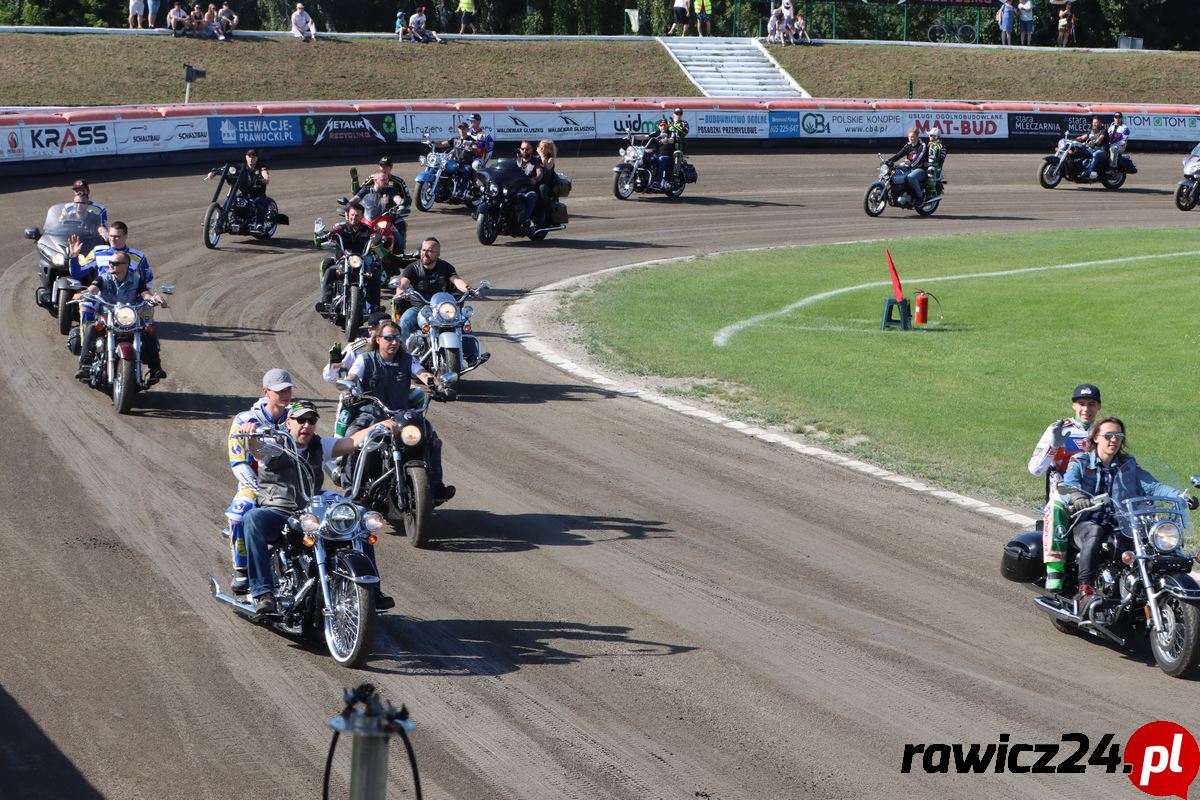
[692,0,711,36]
[217,2,238,38]
[998,0,1015,46]
[291,2,317,41]
[148,0,161,27]
[167,1,188,34]
[666,0,689,36]
[457,0,477,34]
[765,6,784,44]
[129,0,146,28]
[1017,0,1033,45]
[780,0,797,42]
[1057,1,1074,47]
[409,7,444,43]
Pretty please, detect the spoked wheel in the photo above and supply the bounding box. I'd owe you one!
[322,566,376,667]
[956,24,977,44]
[1100,170,1127,190]
[476,212,498,246]
[863,183,887,217]
[255,200,279,239]
[1175,184,1198,211]
[203,203,224,249]
[402,465,433,548]
[113,357,135,414]
[415,180,434,212]
[1149,596,1200,678]
[613,169,635,200]
[927,24,947,43]
[344,286,362,340]
[1038,161,1062,189]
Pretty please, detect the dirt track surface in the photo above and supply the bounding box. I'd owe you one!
[1,151,1196,800]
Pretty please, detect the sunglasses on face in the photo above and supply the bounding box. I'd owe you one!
[294,416,319,426]
[1100,431,1125,442]
[378,334,401,342]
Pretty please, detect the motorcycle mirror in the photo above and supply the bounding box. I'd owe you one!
[478,278,491,290]
[258,437,284,460]
[23,227,40,240]
[1190,475,1200,489]
[160,284,175,295]
[387,276,402,288]
[335,378,361,397]
[336,197,348,206]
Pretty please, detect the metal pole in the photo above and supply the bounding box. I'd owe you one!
[907,79,913,99]
[903,6,907,41]
[184,82,191,104]
[831,2,836,39]
[349,730,391,800]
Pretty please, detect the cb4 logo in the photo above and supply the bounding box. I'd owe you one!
[1126,721,1199,799]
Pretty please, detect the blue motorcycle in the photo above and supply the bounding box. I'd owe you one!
[414,133,480,211]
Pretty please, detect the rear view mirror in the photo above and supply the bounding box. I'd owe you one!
[24,227,40,240]
[160,284,175,295]
[478,279,491,290]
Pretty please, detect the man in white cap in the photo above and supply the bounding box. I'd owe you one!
[290,2,316,41]
[223,369,294,594]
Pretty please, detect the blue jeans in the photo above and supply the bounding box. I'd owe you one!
[399,306,420,341]
[654,154,672,184]
[243,505,379,598]
[892,169,926,200]
[520,190,537,224]
[1086,149,1109,176]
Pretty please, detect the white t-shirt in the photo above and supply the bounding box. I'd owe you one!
[673,0,687,10]
[781,0,794,17]
[409,12,426,29]
[168,6,187,22]
[291,9,312,30]
[1018,0,1033,21]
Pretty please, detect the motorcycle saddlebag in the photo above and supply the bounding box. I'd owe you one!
[1118,155,1137,174]
[550,201,569,225]
[681,163,698,184]
[1001,530,1044,583]
[553,173,572,198]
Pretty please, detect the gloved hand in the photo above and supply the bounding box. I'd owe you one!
[1066,492,1092,514]
[1188,495,1199,511]
[328,343,343,365]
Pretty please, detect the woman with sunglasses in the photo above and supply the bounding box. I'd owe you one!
[1059,417,1198,604]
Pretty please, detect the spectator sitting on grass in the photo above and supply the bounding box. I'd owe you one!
[291,2,317,41]
[793,9,811,43]
[409,6,443,43]
[395,10,407,40]
[217,2,237,38]
[167,1,189,35]
[202,4,220,38]
[189,3,205,33]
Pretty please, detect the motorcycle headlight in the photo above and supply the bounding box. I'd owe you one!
[463,305,474,319]
[419,155,427,166]
[376,220,389,230]
[436,302,458,320]
[347,255,363,269]
[52,251,67,267]
[399,424,423,447]
[326,502,360,535]
[489,183,500,197]
[619,148,626,156]
[1150,521,1183,553]
[299,512,321,532]
[114,306,138,327]
[362,511,384,532]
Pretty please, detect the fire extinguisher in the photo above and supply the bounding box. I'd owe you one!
[913,288,942,325]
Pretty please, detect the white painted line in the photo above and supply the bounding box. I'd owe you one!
[502,253,1042,530]
[713,250,1200,346]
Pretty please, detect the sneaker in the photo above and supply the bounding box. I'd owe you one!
[374,588,396,611]
[252,593,276,616]
[231,571,249,594]
[1088,171,1098,180]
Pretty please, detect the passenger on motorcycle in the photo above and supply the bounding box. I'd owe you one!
[637,118,679,191]
[515,140,544,230]
[1029,383,1100,590]
[668,108,689,178]
[239,400,397,615]
[537,139,558,205]
[342,320,455,504]
[69,179,109,238]
[1075,117,1109,181]
[358,155,412,210]
[394,237,486,366]
[1107,112,1129,172]
[317,200,382,314]
[73,252,168,381]
[924,127,947,193]
[465,113,494,168]
[224,368,294,594]
[1058,417,1198,605]
[355,172,409,254]
[886,127,930,201]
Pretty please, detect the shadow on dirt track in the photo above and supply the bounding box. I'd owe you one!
[0,687,104,799]
[156,320,287,344]
[453,379,631,405]
[421,508,672,553]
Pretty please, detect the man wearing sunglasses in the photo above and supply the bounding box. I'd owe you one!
[394,236,488,368]
[74,252,168,382]
[239,399,397,615]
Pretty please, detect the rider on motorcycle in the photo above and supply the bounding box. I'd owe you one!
[515,140,544,230]
[1058,416,1198,605]
[238,400,398,615]
[1029,383,1100,590]
[353,155,412,208]
[636,118,679,191]
[668,108,689,180]
[67,221,155,350]
[316,200,381,315]
[208,148,271,232]
[69,179,109,238]
[924,127,947,194]
[886,127,930,202]
[73,251,168,381]
[1106,112,1129,174]
[394,236,487,367]
[1075,117,1109,181]
[355,172,409,255]
[465,113,494,168]
[342,319,456,504]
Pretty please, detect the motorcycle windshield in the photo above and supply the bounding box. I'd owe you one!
[1112,459,1193,552]
[42,202,104,238]
[477,158,529,190]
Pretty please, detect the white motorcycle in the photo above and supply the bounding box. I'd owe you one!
[1174,143,1200,211]
[389,279,490,387]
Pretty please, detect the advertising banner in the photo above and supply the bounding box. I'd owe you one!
[906,111,1008,139]
[208,116,302,148]
[115,117,210,154]
[692,110,770,138]
[771,109,903,139]
[487,111,597,141]
[300,113,396,146]
[1007,112,1090,139]
[0,128,26,161]
[1122,112,1200,142]
[595,110,671,138]
[22,121,116,158]
[392,112,459,142]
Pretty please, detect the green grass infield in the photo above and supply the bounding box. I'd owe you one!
[570,228,1200,508]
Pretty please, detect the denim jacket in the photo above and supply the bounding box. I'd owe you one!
[1060,451,1181,504]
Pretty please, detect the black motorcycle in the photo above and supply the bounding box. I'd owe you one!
[25,202,106,335]
[203,163,289,248]
[314,218,382,340]
[1038,132,1137,190]
[863,156,944,217]
[612,133,696,200]
[1002,483,1200,679]
[473,158,570,245]
[335,380,448,548]
[74,285,174,414]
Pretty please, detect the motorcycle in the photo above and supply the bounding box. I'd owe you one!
[1038,132,1137,190]
[212,428,384,667]
[202,163,289,249]
[389,280,491,386]
[1174,143,1200,211]
[473,158,569,245]
[314,218,382,340]
[413,132,480,212]
[25,202,107,335]
[335,195,416,281]
[612,133,696,200]
[74,284,174,414]
[1001,481,1200,679]
[334,379,447,548]
[863,156,944,217]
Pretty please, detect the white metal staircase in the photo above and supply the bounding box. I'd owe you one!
[658,37,809,98]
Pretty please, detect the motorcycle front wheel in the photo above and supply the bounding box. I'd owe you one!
[323,565,376,667]
[402,465,433,548]
[1149,595,1200,678]
[1038,161,1062,189]
[863,183,887,217]
[1175,183,1198,211]
[613,169,635,200]
[344,286,363,340]
[203,203,224,249]
[415,180,434,212]
[476,211,498,246]
[113,357,135,414]
[1100,171,1126,191]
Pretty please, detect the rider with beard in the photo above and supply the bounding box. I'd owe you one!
[394,236,488,367]
[239,400,398,615]
[74,251,168,381]
[886,127,930,202]
[1075,116,1109,181]
[354,172,409,257]
[316,200,381,315]
[637,118,679,191]
[342,319,456,504]
[514,140,544,231]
